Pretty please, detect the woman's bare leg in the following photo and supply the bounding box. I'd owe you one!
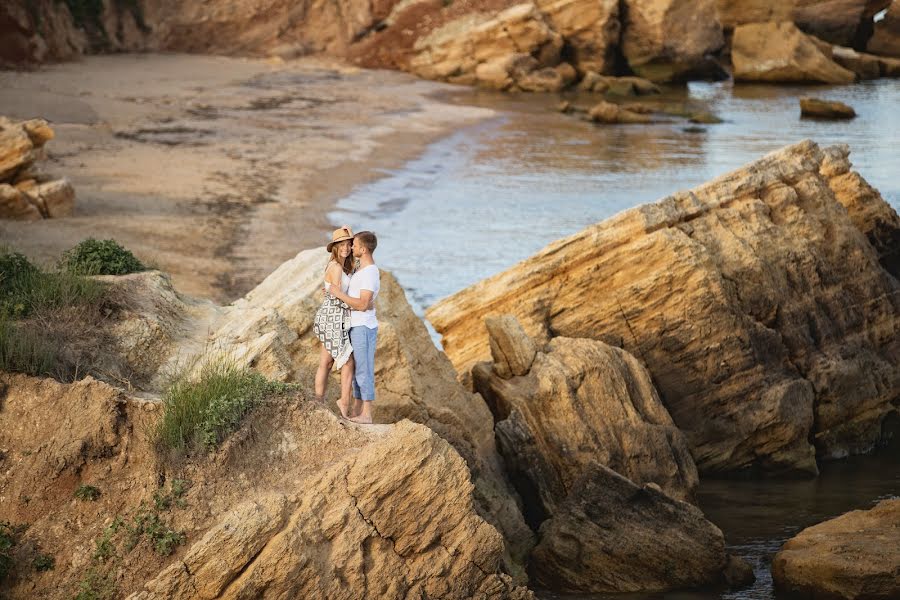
[337,356,354,418]
[314,345,334,404]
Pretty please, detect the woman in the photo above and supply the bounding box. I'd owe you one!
[313,226,356,418]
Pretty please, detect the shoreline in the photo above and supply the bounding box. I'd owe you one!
[0,53,495,302]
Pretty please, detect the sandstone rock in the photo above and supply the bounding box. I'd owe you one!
[534,0,620,74]
[21,118,54,146]
[772,498,900,599]
[485,315,537,378]
[800,97,857,118]
[579,72,662,95]
[715,0,891,46]
[732,21,857,83]
[588,101,654,124]
[530,463,732,592]
[0,183,41,220]
[130,421,532,600]
[621,0,726,82]
[474,328,699,508]
[0,117,41,182]
[0,0,87,66]
[23,178,76,217]
[428,141,900,476]
[868,0,900,56]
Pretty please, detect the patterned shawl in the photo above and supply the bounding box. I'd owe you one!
[313,291,353,370]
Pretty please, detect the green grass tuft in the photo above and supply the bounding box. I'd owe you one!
[32,553,54,572]
[60,238,145,277]
[74,484,102,502]
[156,356,294,454]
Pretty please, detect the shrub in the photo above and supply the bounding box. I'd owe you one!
[74,484,101,502]
[1,249,106,318]
[156,357,294,453]
[0,522,15,582]
[0,315,58,377]
[61,238,145,277]
[32,553,54,572]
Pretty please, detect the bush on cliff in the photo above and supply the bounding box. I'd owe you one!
[61,238,146,276]
[156,356,294,454]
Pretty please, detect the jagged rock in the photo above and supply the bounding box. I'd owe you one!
[0,183,41,220]
[130,421,531,600]
[772,498,900,600]
[621,0,726,82]
[831,45,884,78]
[588,101,654,124]
[473,327,699,508]
[715,0,890,46]
[534,0,620,74]
[485,315,537,378]
[732,21,857,83]
[800,97,857,119]
[868,0,900,56]
[23,178,76,217]
[578,72,661,95]
[428,141,900,476]
[0,117,42,182]
[530,463,739,592]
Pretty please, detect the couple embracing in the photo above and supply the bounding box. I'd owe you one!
[313,226,380,424]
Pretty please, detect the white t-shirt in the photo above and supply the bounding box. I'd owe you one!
[348,264,380,328]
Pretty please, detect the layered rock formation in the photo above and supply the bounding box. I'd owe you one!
[772,498,900,599]
[0,117,75,220]
[869,0,900,56]
[473,317,698,508]
[428,141,900,476]
[621,0,725,81]
[0,373,531,599]
[732,21,857,83]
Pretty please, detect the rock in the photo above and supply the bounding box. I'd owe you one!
[772,498,900,600]
[868,0,900,56]
[800,97,857,119]
[473,328,699,509]
[621,0,726,82]
[588,101,654,123]
[688,111,723,123]
[529,463,733,592]
[130,421,532,600]
[715,0,891,46]
[534,0,620,74]
[485,315,537,378]
[578,72,661,95]
[831,45,884,78]
[517,65,570,92]
[879,53,900,74]
[21,118,54,146]
[23,178,76,217]
[556,100,573,113]
[723,554,756,588]
[427,141,900,476]
[0,183,41,220]
[732,22,857,83]
[409,4,563,89]
[0,117,42,182]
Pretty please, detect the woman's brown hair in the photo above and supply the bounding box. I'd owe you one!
[330,241,354,276]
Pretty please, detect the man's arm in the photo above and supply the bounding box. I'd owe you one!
[330,286,373,311]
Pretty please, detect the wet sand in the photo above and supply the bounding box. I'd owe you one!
[0,54,493,301]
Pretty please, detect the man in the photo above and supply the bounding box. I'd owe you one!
[328,231,380,424]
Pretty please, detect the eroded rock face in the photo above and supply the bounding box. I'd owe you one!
[732,21,857,83]
[869,0,900,56]
[535,0,620,74]
[772,498,900,600]
[715,0,890,46]
[621,0,725,82]
[530,463,730,593]
[428,141,900,476]
[473,324,698,511]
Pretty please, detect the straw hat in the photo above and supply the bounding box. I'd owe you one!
[326,226,354,252]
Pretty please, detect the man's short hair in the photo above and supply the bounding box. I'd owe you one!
[355,231,377,253]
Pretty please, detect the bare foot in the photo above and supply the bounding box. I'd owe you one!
[314,394,326,405]
[349,415,373,425]
[336,397,352,419]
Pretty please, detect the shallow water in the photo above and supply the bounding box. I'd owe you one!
[330,79,900,316]
[330,78,900,599]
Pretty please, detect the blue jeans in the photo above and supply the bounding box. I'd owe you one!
[350,326,378,401]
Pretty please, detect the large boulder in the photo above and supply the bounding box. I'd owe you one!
[715,0,891,46]
[530,463,738,593]
[869,0,900,56]
[732,21,857,83]
[621,0,726,82]
[772,498,900,599]
[428,141,900,477]
[473,321,699,509]
[534,0,620,74]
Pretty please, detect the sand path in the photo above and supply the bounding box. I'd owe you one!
[0,54,492,301]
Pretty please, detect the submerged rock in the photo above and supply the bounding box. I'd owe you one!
[428,141,900,477]
[732,21,857,83]
[772,498,900,600]
[588,101,654,124]
[800,97,857,119]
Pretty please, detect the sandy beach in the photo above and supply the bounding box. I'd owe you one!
[0,54,493,301]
